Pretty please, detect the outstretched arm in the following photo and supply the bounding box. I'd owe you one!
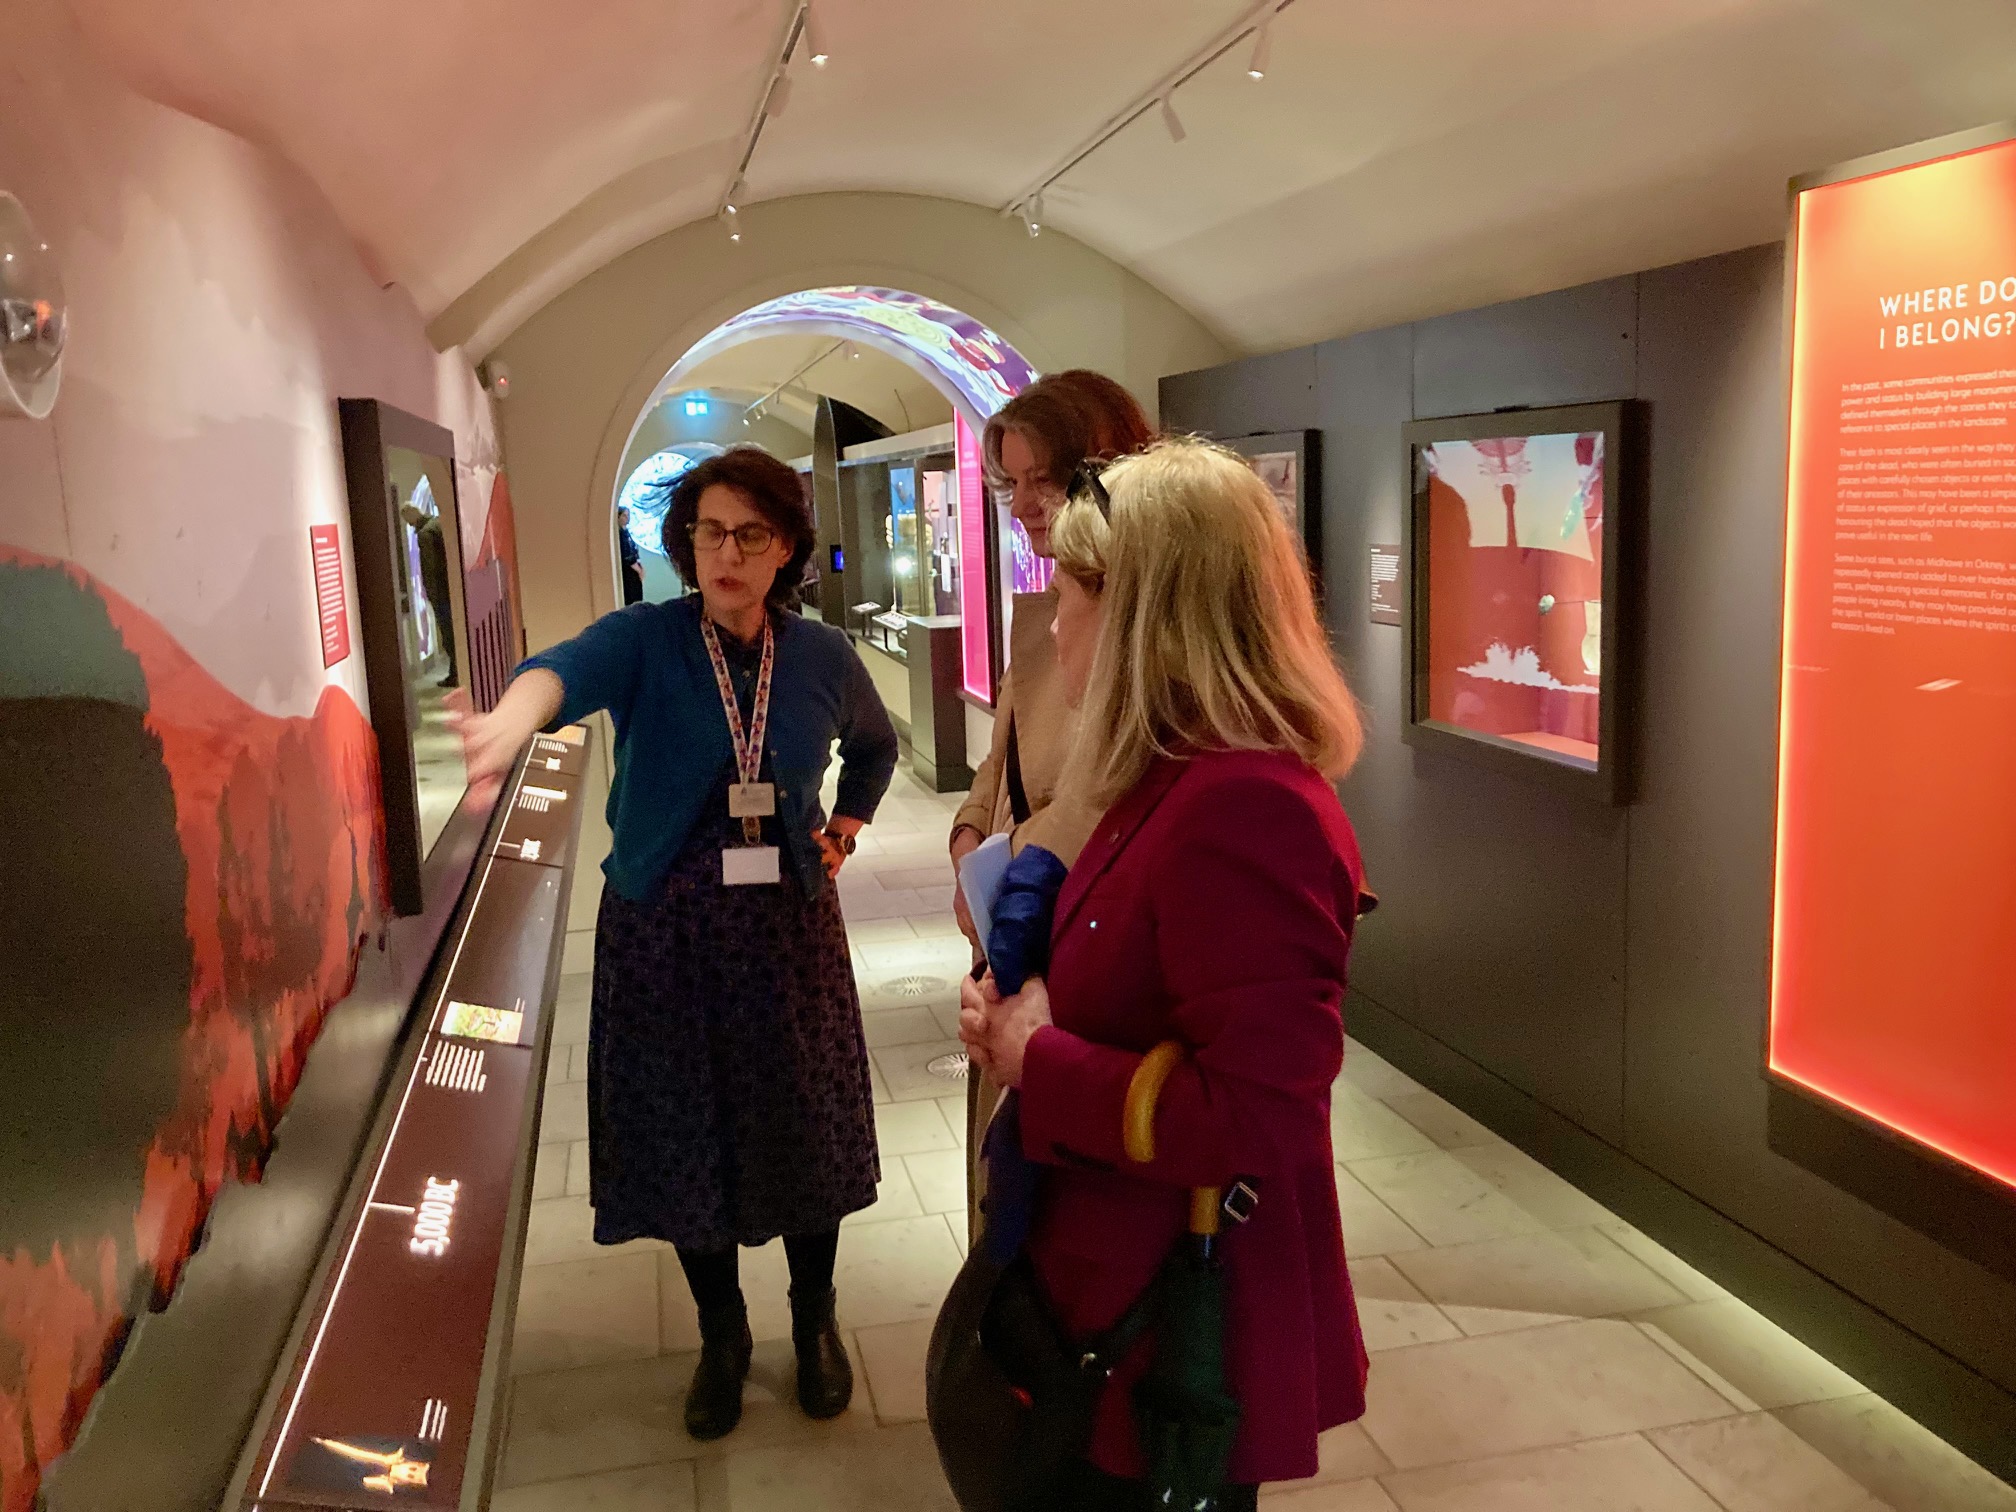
[450,609,645,806]
[449,670,563,807]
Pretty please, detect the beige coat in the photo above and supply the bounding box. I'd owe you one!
[952,589,1093,863]
[950,588,1099,1238]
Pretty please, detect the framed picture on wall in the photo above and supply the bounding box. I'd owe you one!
[338,398,479,914]
[1401,400,1640,803]
[1225,430,1321,572]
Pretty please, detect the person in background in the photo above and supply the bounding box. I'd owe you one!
[617,505,645,605]
[960,438,1374,1507]
[948,369,1155,1236]
[452,448,898,1442]
[400,499,459,684]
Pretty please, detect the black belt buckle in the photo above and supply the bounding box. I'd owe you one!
[1220,1178,1261,1226]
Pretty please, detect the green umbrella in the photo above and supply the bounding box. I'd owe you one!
[1124,1049,1252,1512]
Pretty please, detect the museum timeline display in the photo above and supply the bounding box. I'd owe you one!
[1771,124,2016,1198]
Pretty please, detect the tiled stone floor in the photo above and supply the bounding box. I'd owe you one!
[498,769,2015,1512]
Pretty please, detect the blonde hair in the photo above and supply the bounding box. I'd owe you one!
[1049,436,1363,808]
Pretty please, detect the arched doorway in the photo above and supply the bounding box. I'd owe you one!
[613,287,1043,706]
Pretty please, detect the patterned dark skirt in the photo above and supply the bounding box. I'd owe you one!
[586,819,880,1251]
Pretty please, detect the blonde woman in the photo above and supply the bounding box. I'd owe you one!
[959,438,1375,1506]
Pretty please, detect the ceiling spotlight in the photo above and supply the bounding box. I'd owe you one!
[768,73,794,118]
[804,3,830,66]
[725,178,744,214]
[1248,18,1272,78]
[1018,201,1041,238]
[1160,93,1186,144]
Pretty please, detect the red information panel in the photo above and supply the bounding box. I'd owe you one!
[311,524,352,669]
[1773,130,2016,1191]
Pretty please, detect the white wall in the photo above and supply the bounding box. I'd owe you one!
[0,0,499,722]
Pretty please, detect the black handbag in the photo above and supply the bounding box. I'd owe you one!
[925,1047,1256,1512]
[926,1242,1161,1512]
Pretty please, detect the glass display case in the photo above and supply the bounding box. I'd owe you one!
[887,464,926,619]
[338,398,477,914]
[844,445,962,663]
[921,466,962,616]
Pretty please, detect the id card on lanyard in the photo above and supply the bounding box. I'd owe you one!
[700,616,782,886]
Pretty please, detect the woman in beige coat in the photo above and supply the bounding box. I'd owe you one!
[948,369,1155,1232]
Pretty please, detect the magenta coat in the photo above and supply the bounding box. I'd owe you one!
[1017,749,1372,1486]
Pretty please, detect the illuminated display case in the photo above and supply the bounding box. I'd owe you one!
[1767,120,2016,1279]
[339,399,477,915]
[844,443,960,664]
[1401,401,1641,803]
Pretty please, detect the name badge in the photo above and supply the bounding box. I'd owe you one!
[722,846,782,887]
[728,782,777,819]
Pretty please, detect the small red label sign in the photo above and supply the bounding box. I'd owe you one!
[311,525,351,668]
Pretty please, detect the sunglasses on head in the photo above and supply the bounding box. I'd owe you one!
[1064,460,1112,519]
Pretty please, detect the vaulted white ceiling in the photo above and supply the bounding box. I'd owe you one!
[67,0,2016,361]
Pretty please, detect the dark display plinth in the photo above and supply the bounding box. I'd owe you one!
[227,728,593,1511]
[905,615,971,793]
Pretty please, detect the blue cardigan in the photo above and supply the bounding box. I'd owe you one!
[518,598,899,901]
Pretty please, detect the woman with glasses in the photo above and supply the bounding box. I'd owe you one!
[959,438,1373,1508]
[951,370,1155,1235]
[453,447,898,1441]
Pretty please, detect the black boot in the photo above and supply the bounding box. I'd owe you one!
[684,1297,753,1441]
[790,1287,853,1419]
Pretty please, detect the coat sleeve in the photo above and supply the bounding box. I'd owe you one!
[831,636,899,822]
[517,607,647,729]
[1017,772,1353,1188]
[952,666,1015,844]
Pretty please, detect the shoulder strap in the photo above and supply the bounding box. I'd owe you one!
[1078,1264,1166,1375]
[1004,713,1033,826]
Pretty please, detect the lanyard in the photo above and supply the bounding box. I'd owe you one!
[699,615,776,844]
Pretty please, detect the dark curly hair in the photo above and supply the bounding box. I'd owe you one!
[653,447,816,609]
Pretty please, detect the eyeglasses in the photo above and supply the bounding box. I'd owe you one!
[1064,461,1112,519]
[690,519,777,555]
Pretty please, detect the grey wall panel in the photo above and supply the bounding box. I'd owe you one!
[1413,275,1638,419]
[1158,248,2016,1441]
[1627,246,2016,1398]
[1314,327,1418,1020]
[1402,758,1628,1144]
[1161,347,1318,437]
[1402,282,1637,1144]
[1166,307,1633,1144]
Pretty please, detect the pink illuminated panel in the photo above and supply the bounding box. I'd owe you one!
[957,415,993,702]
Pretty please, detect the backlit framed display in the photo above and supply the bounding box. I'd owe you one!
[1401,401,1637,802]
[1769,121,2016,1233]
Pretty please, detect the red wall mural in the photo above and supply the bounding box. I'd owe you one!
[0,547,386,1512]
[462,472,525,710]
